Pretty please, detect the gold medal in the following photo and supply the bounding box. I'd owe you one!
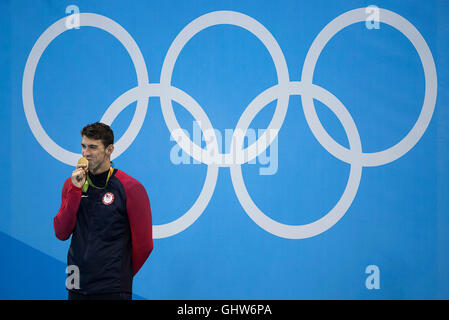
[77,157,89,172]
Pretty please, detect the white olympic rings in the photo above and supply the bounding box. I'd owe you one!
[23,8,437,239]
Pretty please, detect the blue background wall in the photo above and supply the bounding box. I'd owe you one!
[1,0,448,299]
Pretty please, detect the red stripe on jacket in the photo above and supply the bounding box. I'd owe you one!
[53,178,82,241]
[114,170,154,276]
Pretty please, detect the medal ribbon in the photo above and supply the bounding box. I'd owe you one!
[82,167,114,193]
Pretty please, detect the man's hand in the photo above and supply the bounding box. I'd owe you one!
[71,164,87,188]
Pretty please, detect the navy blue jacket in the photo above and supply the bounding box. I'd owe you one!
[54,168,153,295]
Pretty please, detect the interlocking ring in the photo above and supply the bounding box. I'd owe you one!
[23,8,437,239]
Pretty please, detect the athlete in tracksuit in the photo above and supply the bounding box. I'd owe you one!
[53,122,153,300]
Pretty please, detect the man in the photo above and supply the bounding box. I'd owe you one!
[53,122,153,300]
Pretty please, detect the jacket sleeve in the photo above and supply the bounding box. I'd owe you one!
[125,181,154,276]
[53,178,82,241]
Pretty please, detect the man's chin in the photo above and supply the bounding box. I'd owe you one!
[88,163,98,173]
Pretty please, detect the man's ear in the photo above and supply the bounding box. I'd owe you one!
[106,144,114,156]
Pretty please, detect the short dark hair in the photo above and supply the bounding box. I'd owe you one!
[81,122,114,148]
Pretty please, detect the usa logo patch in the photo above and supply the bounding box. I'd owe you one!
[102,192,115,205]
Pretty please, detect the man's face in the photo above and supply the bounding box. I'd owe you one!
[81,136,113,172]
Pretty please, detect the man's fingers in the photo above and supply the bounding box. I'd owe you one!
[76,164,87,170]
[73,168,86,182]
[73,167,82,174]
[75,165,87,172]
[73,168,86,177]
[71,167,87,187]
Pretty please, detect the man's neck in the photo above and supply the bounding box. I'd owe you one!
[90,162,111,175]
